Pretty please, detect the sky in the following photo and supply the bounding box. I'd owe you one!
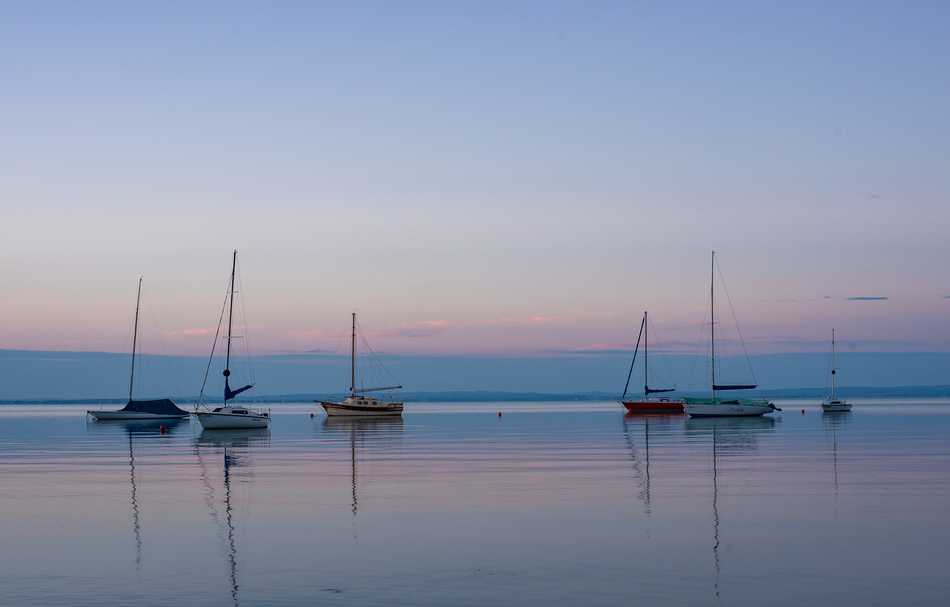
[2,1,949,360]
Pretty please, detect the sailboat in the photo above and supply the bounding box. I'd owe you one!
[319,313,404,417]
[88,277,189,421]
[684,252,781,417]
[821,329,852,413]
[620,311,684,414]
[195,251,270,430]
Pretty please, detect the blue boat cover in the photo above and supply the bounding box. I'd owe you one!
[119,399,189,415]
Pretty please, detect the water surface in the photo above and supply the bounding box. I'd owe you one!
[2,400,949,606]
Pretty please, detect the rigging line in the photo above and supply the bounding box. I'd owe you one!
[359,331,390,391]
[645,314,676,390]
[621,315,645,400]
[356,318,400,388]
[715,259,758,385]
[236,255,255,386]
[129,277,143,402]
[198,281,231,408]
[684,305,710,391]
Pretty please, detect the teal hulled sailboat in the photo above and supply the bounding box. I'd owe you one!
[684,252,781,418]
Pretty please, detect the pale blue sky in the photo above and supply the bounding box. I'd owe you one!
[1,1,948,355]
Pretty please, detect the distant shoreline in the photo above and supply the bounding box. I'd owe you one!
[4,385,950,405]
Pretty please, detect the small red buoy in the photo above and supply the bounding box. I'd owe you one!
[159,425,167,434]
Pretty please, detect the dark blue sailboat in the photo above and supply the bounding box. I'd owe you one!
[88,278,188,420]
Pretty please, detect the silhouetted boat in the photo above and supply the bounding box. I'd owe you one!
[196,251,270,429]
[821,329,852,413]
[619,311,684,414]
[684,252,780,417]
[88,277,188,421]
[319,313,404,417]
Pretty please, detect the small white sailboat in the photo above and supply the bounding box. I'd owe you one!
[319,313,404,417]
[88,277,189,421]
[684,252,781,418]
[821,329,852,413]
[195,251,270,430]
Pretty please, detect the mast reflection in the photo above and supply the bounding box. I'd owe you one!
[822,413,851,498]
[87,418,185,570]
[321,417,404,518]
[621,414,679,513]
[195,429,270,607]
[685,416,776,602]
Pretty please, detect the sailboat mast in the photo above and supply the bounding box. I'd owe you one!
[644,311,648,398]
[350,312,356,394]
[128,277,143,402]
[710,251,716,398]
[831,328,837,401]
[224,250,236,393]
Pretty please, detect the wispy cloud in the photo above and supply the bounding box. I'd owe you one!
[165,327,214,337]
[384,320,451,338]
[846,296,888,301]
[478,314,559,328]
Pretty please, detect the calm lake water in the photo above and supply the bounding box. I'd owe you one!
[2,400,949,606]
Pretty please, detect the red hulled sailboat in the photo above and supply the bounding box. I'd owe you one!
[620,311,684,415]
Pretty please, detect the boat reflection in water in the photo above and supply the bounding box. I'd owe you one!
[685,416,776,601]
[822,411,852,497]
[87,418,186,570]
[195,429,270,607]
[320,416,404,518]
[621,414,681,514]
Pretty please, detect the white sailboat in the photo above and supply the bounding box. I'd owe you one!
[195,251,270,430]
[88,277,189,421]
[319,313,404,417]
[821,329,852,413]
[684,252,781,417]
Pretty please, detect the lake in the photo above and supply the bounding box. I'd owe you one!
[2,400,949,606]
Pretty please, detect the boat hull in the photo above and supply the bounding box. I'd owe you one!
[621,399,684,414]
[822,402,852,413]
[321,401,404,417]
[88,410,189,421]
[196,412,270,429]
[685,399,775,417]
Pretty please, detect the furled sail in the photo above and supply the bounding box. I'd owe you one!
[225,378,254,401]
